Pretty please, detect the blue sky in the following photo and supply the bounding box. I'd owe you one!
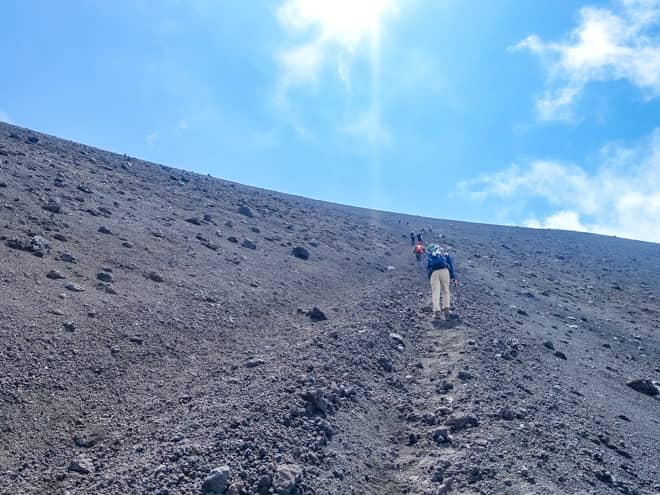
[2,0,660,242]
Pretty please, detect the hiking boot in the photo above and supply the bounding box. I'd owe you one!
[443,309,458,320]
[433,311,445,321]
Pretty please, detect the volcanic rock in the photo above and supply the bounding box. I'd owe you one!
[60,252,76,263]
[42,203,62,214]
[6,236,50,256]
[446,414,479,432]
[432,428,451,444]
[378,356,393,372]
[246,358,265,368]
[67,456,93,475]
[499,407,515,420]
[73,433,99,448]
[96,272,113,283]
[292,246,310,260]
[241,238,256,250]
[272,464,302,495]
[595,470,614,485]
[457,370,473,380]
[202,465,231,494]
[238,205,254,217]
[626,379,659,396]
[308,307,327,322]
[304,388,329,416]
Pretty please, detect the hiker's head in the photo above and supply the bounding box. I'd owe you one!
[427,243,440,255]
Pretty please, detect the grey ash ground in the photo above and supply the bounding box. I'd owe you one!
[0,122,658,495]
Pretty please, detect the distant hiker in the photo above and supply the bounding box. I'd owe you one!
[428,225,433,235]
[413,241,426,267]
[426,244,458,319]
[410,232,416,245]
[416,232,423,243]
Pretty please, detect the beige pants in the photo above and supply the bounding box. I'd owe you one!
[430,268,451,313]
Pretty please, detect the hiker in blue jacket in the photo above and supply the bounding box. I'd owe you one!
[426,244,458,319]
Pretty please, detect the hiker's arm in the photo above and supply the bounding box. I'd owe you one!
[447,255,456,280]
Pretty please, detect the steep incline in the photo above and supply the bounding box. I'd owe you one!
[0,123,658,495]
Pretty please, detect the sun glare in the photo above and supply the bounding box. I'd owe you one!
[279,0,398,49]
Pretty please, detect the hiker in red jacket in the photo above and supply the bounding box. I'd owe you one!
[413,241,426,267]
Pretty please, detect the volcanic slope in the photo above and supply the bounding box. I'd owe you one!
[0,122,658,495]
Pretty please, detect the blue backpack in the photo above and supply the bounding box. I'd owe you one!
[427,252,448,271]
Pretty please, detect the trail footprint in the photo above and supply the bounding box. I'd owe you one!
[432,318,462,329]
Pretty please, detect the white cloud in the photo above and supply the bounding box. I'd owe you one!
[342,109,392,144]
[461,160,603,215]
[337,58,351,90]
[535,85,583,122]
[525,210,589,232]
[459,128,660,243]
[146,132,160,146]
[0,110,10,124]
[275,0,399,102]
[513,0,660,121]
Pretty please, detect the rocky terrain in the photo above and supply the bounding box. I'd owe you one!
[0,121,658,495]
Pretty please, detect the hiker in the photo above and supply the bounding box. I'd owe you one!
[416,232,423,243]
[426,244,458,319]
[410,232,416,246]
[428,225,433,235]
[413,241,426,267]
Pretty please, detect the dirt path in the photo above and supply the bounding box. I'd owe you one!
[388,323,468,494]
